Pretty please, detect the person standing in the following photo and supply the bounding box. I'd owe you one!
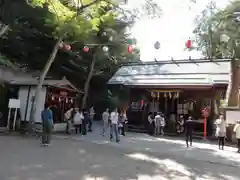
[41,104,54,146]
[110,108,120,143]
[233,120,240,153]
[101,108,110,136]
[64,108,73,134]
[119,111,127,136]
[82,109,88,135]
[154,112,165,136]
[159,113,165,135]
[88,106,95,132]
[73,108,84,134]
[147,113,154,135]
[176,115,185,134]
[215,114,227,150]
[185,116,194,148]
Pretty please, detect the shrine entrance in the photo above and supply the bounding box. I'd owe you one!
[46,86,79,124]
[127,87,215,134]
[148,90,181,132]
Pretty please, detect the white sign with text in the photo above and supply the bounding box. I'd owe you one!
[8,99,20,109]
[226,110,240,124]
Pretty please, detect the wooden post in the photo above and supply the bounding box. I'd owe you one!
[13,108,18,131]
[7,108,11,130]
[204,116,207,139]
[202,108,209,139]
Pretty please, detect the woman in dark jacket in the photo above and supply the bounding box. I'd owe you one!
[148,113,154,135]
[82,109,89,135]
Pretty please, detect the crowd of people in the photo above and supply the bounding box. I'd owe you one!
[147,112,194,148]
[147,112,240,151]
[40,105,128,146]
[40,104,240,153]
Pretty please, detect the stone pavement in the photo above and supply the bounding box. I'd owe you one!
[1,134,240,180]
[55,122,240,168]
[1,122,240,180]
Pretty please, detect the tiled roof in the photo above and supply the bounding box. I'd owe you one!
[108,59,230,86]
[0,66,82,92]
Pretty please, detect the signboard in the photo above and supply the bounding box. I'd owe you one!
[8,99,20,108]
[226,110,240,124]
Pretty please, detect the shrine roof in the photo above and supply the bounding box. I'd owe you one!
[0,66,82,92]
[108,59,230,86]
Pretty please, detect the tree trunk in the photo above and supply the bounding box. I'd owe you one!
[31,38,62,123]
[81,57,96,109]
[225,59,240,107]
[0,25,9,37]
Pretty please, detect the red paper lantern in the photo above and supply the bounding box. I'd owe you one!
[128,45,133,53]
[185,40,192,49]
[83,46,89,52]
[140,100,144,106]
[64,44,71,51]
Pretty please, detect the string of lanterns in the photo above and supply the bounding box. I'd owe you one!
[59,38,193,56]
[151,91,179,100]
[58,37,135,53]
[153,39,192,50]
[48,93,77,103]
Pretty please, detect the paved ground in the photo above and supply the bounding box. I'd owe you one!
[1,124,240,180]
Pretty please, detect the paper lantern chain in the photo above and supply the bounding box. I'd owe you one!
[59,41,134,53]
[51,95,74,103]
[83,45,133,53]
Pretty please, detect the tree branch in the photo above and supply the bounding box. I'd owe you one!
[0,24,9,37]
[78,0,99,10]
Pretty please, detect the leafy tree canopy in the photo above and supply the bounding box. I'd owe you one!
[193,0,240,58]
[0,0,140,80]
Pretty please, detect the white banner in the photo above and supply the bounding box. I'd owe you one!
[226,110,240,124]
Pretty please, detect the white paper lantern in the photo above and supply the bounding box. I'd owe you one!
[102,46,109,52]
[154,41,160,49]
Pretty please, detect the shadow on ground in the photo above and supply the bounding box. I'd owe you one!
[123,134,240,166]
[0,136,239,180]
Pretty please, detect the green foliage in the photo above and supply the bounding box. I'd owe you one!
[0,0,142,108]
[193,0,240,58]
[0,53,20,69]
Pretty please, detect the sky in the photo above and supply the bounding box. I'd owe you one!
[126,0,230,61]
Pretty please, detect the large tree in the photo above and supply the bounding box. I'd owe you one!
[193,0,240,107]
[0,0,160,122]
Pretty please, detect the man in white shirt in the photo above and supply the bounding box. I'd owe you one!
[101,108,110,136]
[110,108,120,142]
[155,112,165,136]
